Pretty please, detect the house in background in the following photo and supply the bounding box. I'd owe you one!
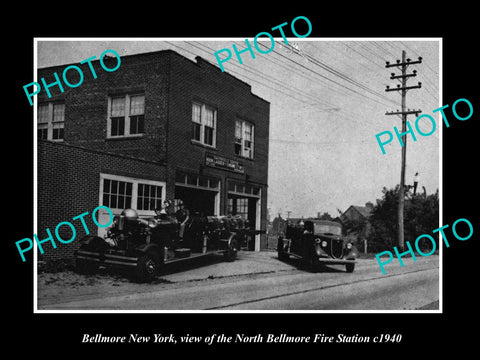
[338,202,373,253]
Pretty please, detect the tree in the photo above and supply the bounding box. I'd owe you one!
[368,186,439,252]
[317,212,333,221]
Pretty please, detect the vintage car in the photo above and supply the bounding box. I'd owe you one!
[277,219,358,272]
[74,208,244,282]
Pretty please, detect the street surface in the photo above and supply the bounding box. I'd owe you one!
[37,251,439,311]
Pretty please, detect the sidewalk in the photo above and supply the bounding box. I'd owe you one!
[160,250,294,282]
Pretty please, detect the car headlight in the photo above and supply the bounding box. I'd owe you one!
[346,243,353,249]
[321,240,328,247]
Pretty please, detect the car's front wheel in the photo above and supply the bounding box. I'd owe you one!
[346,263,355,273]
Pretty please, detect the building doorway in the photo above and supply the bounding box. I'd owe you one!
[175,186,217,216]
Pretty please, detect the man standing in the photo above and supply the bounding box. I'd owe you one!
[413,172,420,195]
[175,200,190,238]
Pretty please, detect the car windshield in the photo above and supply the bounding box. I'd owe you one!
[313,223,342,235]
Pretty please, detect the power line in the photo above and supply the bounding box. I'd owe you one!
[255,42,397,109]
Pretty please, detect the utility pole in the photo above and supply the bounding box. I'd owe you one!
[385,50,422,251]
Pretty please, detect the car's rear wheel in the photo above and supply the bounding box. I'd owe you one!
[224,236,238,262]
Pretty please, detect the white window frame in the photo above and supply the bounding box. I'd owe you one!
[191,101,217,148]
[99,173,166,217]
[37,102,65,142]
[107,94,145,139]
[234,120,255,159]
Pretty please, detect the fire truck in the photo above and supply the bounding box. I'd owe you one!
[74,208,250,282]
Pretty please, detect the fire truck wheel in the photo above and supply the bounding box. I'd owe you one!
[135,251,161,282]
[224,237,238,262]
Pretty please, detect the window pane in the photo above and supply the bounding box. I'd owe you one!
[130,95,145,115]
[52,128,62,140]
[235,121,242,140]
[104,179,110,193]
[192,122,201,141]
[119,181,125,195]
[204,107,214,128]
[111,117,125,136]
[111,180,118,194]
[244,123,253,141]
[234,143,242,155]
[192,103,201,123]
[53,104,65,122]
[110,195,117,208]
[125,196,132,209]
[204,126,213,146]
[111,97,125,117]
[126,182,132,195]
[118,195,125,209]
[38,105,49,123]
[130,115,144,134]
[38,125,48,140]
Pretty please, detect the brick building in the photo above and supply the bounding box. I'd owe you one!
[37,49,270,259]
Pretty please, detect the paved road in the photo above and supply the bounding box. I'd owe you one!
[37,251,440,311]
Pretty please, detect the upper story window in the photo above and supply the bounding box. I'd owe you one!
[234,120,254,159]
[192,102,216,147]
[37,102,65,141]
[108,94,145,138]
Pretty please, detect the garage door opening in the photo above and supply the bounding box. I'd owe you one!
[175,186,217,216]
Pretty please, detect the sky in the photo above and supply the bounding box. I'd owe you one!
[36,38,440,219]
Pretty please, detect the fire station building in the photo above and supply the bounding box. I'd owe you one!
[37,49,270,259]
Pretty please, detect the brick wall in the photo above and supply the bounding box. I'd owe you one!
[166,52,270,248]
[37,51,170,163]
[37,140,167,260]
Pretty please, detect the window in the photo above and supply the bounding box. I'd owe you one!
[228,181,261,197]
[192,102,216,147]
[175,171,220,190]
[108,94,145,138]
[102,178,133,210]
[234,120,254,159]
[227,197,249,220]
[137,183,163,211]
[100,174,166,215]
[37,102,65,141]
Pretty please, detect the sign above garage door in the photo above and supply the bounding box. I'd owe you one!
[205,153,244,174]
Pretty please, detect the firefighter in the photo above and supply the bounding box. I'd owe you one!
[175,200,190,238]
